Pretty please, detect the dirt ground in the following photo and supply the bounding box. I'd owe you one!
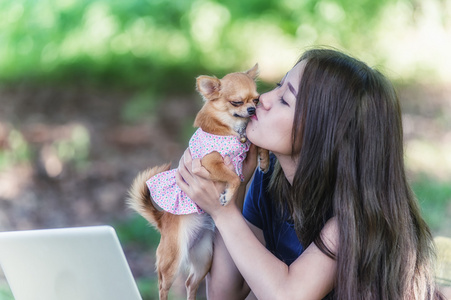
[0,82,450,292]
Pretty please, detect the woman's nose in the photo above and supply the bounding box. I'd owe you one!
[258,92,272,109]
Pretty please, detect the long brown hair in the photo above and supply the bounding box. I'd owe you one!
[270,48,442,299]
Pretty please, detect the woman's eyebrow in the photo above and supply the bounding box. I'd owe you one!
[288,82,297,96]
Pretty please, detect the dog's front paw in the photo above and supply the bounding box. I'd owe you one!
[258,158,269,173]
[258,148,270,173]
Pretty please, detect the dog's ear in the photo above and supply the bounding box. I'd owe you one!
[245,63,259,80]
[196,76,221,101]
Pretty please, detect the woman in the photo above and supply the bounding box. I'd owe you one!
[176,48,444,299]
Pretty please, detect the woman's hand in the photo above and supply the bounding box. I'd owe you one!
[176,145,259,217]
[176,149,234,217]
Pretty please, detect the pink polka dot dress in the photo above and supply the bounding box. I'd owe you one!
[146,128,251,215]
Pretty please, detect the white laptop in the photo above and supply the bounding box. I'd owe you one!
[0,225,142,300]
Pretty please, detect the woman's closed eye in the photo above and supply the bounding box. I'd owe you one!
[275,84,289,106]
[279,97,289,106]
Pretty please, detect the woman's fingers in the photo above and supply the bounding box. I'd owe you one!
[183,148,192,165]
[175,166,189,190]
[176,148,195,189]
[175,148,237,210]
[176,148,210,195]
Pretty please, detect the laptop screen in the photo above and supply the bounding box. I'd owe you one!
[0,226,142,300]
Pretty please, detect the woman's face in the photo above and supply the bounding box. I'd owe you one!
[246,60,305,156]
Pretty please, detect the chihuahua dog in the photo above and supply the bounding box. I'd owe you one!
[128,65,269,299]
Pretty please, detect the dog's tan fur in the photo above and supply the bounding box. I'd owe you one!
[128,65,269,299]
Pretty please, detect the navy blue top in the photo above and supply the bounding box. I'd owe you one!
[243,156,304,266]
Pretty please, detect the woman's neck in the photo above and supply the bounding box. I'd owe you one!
[274,153,299,185]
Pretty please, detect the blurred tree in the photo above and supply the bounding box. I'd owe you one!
[0,0,402,92]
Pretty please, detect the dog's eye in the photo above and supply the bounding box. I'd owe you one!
[230,101,244,107]
[253,98,259,105]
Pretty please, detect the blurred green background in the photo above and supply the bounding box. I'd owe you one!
[0,0,450,299]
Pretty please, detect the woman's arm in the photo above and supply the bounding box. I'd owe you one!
[206,184,250,299]
[204,147,267,299]
[177,152,337,299]
[207,228,249,299]
[212,206,337,300]
[207,218,265,299]
[207,177,267,299]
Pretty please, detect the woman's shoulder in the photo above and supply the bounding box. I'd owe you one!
[320,217,339,254]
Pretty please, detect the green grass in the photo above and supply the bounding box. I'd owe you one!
[0,282,13,300]
[412,175,451,232]
[115,215,160,249]
[115,216,161,299]
[136,277,160,300]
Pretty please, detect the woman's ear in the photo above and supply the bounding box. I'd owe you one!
[196,76,221,101]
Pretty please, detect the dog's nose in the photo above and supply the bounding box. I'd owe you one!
[247,107,256,116]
